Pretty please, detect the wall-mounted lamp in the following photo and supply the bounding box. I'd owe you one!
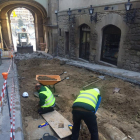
[124,0,137,23]
[125,0,132,11]
[67,8,75,23]
[55,10,58,14]
[89,5,97,23]
[89,5,94,15]
[55,10,58,23]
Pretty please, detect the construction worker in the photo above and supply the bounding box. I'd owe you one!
[35,83,55,114]
[71,88,101,140]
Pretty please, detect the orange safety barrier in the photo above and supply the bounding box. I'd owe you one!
[2,72,8,80]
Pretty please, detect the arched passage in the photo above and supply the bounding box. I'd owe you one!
[9,8,36,51]
[101,25,121,65]
[79,24,90,61]
[0,0,48,51]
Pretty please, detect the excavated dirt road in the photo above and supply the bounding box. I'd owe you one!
[16,58,140,140]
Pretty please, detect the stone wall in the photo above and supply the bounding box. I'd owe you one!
[34,0,48,14]
[121,10,140,72]
[89,31,98,62]
[57,10,98,60]
[58,16,69,57]
[58,2,140,72]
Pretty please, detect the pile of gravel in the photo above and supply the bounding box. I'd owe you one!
[14,52,53,61]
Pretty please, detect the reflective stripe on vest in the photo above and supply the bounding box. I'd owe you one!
[77,96,96,106]
[40,86,55,108]
[45,93,53,102]
[80,93,98,104]
[74,89,99,109]
[42,96,55,107]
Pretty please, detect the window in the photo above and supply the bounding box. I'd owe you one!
[65,32,69,55]
[59,28,61,36]
[79,24,90,61]
[101,25,121,65]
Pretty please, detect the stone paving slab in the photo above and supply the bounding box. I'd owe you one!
[14,62,24,140]
[55,56,140,85]
[0,60,11,140]
[38,51,140,84]
[0,59,23,140]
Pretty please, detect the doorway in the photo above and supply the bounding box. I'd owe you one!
[101,25,121,65]
[48,32,50,53]
[65,32,69,55]
[79,24,90,61]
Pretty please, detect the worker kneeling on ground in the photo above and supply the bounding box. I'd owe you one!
[71,88,101,140]
[35,83,55,114]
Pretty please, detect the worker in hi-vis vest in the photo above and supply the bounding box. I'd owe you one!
[71,88,101,140]
[35,83,55,114]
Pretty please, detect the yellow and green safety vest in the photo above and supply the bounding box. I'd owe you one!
[74,89,99,110]
[39,86,55,108]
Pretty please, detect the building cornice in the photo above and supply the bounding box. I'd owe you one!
[58,0,139,13]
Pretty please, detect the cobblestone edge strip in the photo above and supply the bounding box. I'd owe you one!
[14,63,24,140]
[0,80,6,113]
[52,55,140,85]
[67,62,140,85]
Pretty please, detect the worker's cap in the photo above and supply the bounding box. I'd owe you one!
[93,88,100,94]
[22,92,29,98]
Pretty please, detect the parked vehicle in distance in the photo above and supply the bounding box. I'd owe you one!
[16,28,33,54]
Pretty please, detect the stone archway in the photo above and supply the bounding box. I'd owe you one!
[95,13,129,67]
[8,7,36,51]
[0,0,48,51]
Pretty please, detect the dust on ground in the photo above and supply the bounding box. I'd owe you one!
[16,58,140,140]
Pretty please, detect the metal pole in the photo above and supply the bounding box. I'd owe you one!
[6,85,11,118]
[6,85,14,140]
[12,57,13,70]
[0,51,2,65]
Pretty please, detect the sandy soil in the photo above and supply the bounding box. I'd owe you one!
[16,58,140,140]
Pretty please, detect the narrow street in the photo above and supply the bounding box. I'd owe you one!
[0,1,140,140]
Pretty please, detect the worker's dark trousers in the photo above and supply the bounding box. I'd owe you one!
[38,107,54,114]
[71,110,98,140]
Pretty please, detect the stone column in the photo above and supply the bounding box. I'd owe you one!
[0,22,4,50]
[1,16,12,49]
[34,13,39,50]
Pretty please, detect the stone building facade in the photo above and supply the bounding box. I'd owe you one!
[0,0,140,72]
[57,0,140,72]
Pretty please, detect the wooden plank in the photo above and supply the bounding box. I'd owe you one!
[42,110,72,139]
